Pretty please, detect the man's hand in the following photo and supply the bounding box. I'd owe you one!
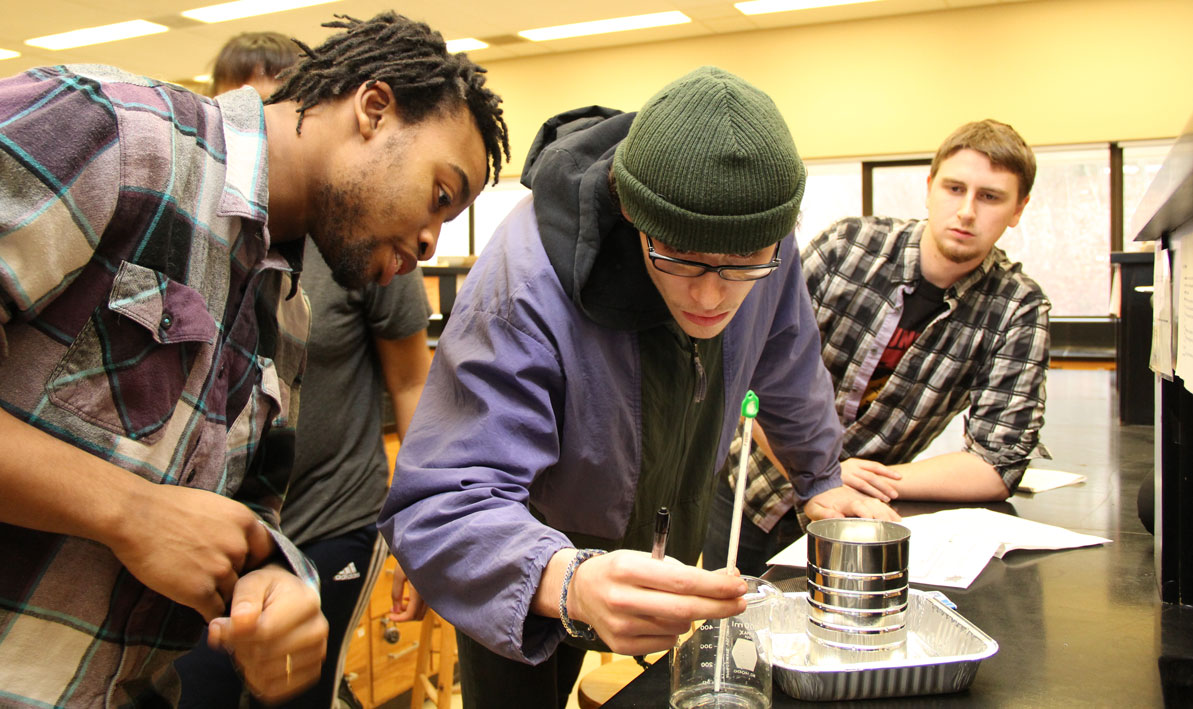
[387,559,426,622]
[207,565,329,704]
[567,550,747,656]
[106,486,273,621]
[804,485,901,522]
[0,410,274,621]
[840,458,902,502]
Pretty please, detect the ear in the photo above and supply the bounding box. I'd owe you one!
[620,203,633,223]
[353,81,397,140]
[1008,194,1030,229]
[925,172,934,210]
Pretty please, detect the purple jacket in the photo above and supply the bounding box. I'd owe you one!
[378,109,842,664]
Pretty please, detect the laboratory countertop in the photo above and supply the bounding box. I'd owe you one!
[602,371,1193,706]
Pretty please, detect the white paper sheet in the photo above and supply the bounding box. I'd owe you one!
[1174,232,1193,389]
[1152,247,1174,377]
[1017,468,1088,494]
[767,508,1111,589]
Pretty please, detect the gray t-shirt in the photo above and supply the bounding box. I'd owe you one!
[282,237,431,546]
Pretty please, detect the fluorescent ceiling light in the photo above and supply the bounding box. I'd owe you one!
[182,0,342,24]
[736,0,881,15]
[26,20,168,50]
[193,74,213,83]
[446,38,488,53]
[0,49,20,60]
[519,11,691,42]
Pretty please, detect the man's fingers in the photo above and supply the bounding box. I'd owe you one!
[630,557,748,600]
[207,617,231,648]
[850,498,901,521]
[191,584,228,623]
[225,570,271,638]
[852,475,892,502]
[604,632,686,657]
[244,520,275,571]
[244,647,323,703]
[606,588,745,628]
[868,476,898,501]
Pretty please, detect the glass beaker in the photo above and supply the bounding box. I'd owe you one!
[669,576,780,709]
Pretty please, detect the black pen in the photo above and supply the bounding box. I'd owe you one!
[652,507,670,561]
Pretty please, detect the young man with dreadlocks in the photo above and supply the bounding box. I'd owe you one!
[0,11,508,707]
[174,29,444,709]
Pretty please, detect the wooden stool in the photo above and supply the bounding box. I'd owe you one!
[411,610,459,709]
[576,657,647,709]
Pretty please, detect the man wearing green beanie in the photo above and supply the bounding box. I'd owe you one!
[379,66,896,707]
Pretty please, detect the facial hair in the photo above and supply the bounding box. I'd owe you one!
[934,235,983,266]
[309,182,376,290]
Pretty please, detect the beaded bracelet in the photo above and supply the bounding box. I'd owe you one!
[559,548,606,640]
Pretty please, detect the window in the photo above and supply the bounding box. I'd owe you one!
[431,177,529,262]
[1002,147,1110,316]
[471,177,531,255]
[434,204,472,260]
[796,160,862,249]
[1123,139,1176,246]
[869,161,929,221]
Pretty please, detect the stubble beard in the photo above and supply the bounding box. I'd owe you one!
[309,183,375,290]
[932,229,984,266]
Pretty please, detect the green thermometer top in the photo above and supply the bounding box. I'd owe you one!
[741,390,759,419]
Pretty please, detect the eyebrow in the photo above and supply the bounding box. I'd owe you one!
[941,177,1009,198]
[452,164,473,205]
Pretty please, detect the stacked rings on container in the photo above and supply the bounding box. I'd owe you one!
[804,519,911,663]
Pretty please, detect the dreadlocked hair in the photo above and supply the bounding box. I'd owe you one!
[268,12,510,184]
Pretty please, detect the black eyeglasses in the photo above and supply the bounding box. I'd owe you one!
[646,236,781,282]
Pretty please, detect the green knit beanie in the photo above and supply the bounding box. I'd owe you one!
[612,66,806,254]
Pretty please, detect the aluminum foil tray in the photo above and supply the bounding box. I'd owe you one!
[767,590,998,701]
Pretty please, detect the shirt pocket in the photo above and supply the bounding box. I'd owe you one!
[46,261,217,444]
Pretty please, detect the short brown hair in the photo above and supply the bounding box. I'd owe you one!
[211,32,300,96]
[930,119,1036,201]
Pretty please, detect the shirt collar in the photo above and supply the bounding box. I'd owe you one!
[215,87,270,230]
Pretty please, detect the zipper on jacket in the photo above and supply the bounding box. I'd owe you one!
[689,337,706,404]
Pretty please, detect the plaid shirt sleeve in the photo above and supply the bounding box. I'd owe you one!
[0,67,316,706]
[725,421,799,533]
[961,286,1051,489]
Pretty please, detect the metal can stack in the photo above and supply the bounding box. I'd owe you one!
[804,518,911,663]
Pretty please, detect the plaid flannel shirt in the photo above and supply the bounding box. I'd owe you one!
[734,216,1051,531]
[0,66,314,707]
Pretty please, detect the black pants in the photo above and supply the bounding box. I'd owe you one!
[174,524,383,709]
[455,629,588,709]
[701,476,804,578]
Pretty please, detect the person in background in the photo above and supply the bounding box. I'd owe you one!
[174,28,449,709]
[210,31,299,98]
[0,11,506,707]
[379,66,896,709]
[703,119,1051,576]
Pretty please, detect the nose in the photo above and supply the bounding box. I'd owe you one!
[957,192,977,222]
[417,223,440,262]
[689,271,726,309]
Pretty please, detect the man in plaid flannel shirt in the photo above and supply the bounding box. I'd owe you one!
[0,12,507,707]
[704,119,1051,576]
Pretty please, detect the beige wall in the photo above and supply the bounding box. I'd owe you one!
[482,0,1193,171]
